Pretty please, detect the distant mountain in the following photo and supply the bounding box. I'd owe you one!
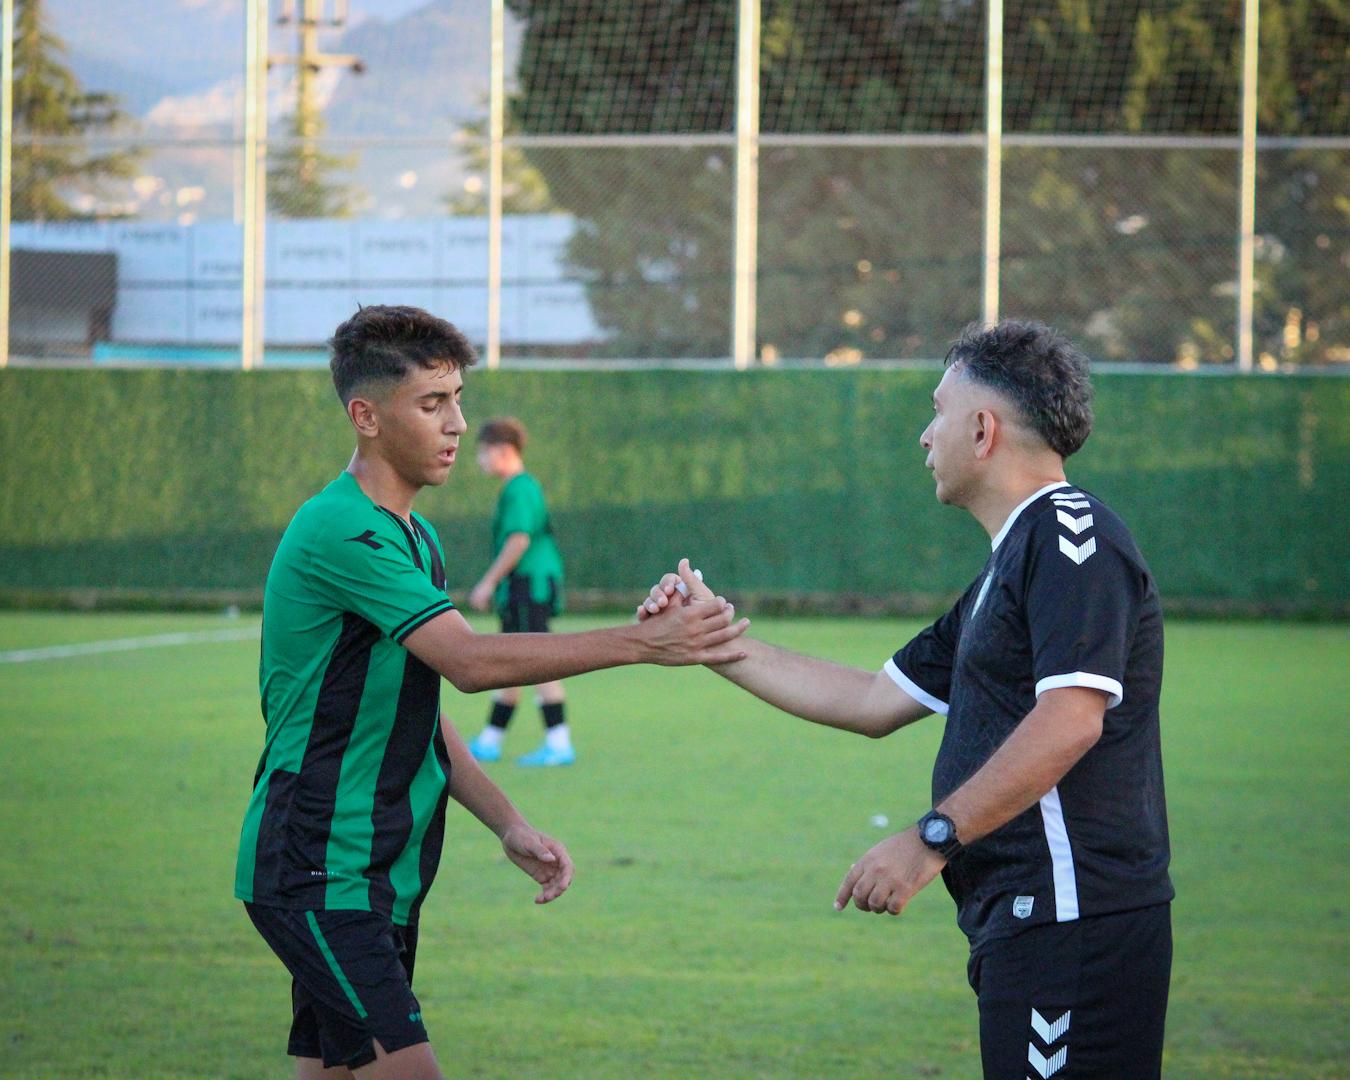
[57,0,515,137]
[50,0,523,220]
[59,0,246,115]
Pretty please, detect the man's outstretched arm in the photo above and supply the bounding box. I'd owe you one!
[637,561,931,738]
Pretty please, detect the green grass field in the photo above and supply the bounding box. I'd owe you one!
[1,611,1347,1079]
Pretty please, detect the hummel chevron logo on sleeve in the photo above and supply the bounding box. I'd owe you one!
[345,529,383,550]
[1059,535,1097,564]
[1031,1008,1071,1044]
[1055,509,1094,535]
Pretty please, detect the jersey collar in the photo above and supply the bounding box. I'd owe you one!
[990,481,1071,551]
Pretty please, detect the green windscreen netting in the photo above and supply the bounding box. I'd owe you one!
[2,368,1346,614]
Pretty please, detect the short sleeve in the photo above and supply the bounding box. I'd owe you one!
[498,476,544,537]
[1024,511,1142,709]
[307,514,455,643]
[886,589,971,717]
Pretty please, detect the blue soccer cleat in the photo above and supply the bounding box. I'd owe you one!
[468,734,502,763]
[515,744,576,768]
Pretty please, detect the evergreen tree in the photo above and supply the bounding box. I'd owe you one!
[11,0,140,221]
[444,112,556,216]
[267,107,362,219]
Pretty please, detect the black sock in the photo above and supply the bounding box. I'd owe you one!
[541,702,566,729]
[488,700,515,730]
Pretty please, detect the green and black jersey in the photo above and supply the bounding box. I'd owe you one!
[235,472,456,926]
[491,471,564,614]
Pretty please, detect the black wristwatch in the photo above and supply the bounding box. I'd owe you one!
[916,810,964,860]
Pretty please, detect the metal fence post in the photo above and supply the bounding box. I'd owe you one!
[732,0,760,369]
[486,0,504,370]
[1237,0,1259,372]
[241,0,269,370]
[0,0,13,369]
[982,0,1003,329]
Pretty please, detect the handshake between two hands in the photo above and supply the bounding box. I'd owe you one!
[632,557,750,667]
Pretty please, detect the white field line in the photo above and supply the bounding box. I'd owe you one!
[0,626,261,664]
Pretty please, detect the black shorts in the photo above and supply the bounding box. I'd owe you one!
[968,903,1172,1079]
[245,903,427,1071]
[499,574,557,634]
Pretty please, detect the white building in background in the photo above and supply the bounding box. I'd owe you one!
[9,215,604,356]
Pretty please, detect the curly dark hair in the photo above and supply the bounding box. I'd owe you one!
[945,319,1094,458]
[328,305,477,404]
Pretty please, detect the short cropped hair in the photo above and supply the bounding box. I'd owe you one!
[477,417,527,453]
[329,305,477,404]
[946,319,1094,459]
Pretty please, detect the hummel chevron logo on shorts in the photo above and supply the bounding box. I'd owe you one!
[1028,1008,1071,1077]
[1031,1008,1071,1044]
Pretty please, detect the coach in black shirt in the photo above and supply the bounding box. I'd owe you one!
[640,320,1173,1079]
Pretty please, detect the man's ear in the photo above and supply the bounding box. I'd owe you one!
[347,396,380,438]
[972,408,1000,460]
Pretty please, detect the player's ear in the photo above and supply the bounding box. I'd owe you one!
[347,395,380,437]
[972,408,998,459]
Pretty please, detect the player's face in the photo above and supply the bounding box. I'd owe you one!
[919,366,980,507]
[476,443,507,477]
[378,362,466,488]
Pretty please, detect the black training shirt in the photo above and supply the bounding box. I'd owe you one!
[888,482,1173,950]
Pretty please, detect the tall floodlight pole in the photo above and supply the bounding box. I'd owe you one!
[242,0,268,370]
[0,0,14,368]
[982,0,1004,328]
[1237,0,1259,372]
[732,0,760,369]
[254,0,361,369]
[487,0,504,370]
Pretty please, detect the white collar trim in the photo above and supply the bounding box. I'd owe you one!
[991,481,1070,551]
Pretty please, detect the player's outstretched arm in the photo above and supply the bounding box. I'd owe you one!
[439,713,574,904]
[637,560,930,738]
[405,591,750,693]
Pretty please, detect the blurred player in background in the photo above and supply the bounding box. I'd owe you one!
[235,305,748,1080]
[467,418,573,767]
[641,320,1173,1079]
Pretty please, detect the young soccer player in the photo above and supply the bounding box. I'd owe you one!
[466,417,573,767]
[641,320,1173,1079]
[235,305,748,1080]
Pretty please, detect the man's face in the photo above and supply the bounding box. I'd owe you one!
[371,362,466,488]
[919,365,982,507]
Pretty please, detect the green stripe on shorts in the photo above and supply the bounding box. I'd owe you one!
[305,911,368,1019]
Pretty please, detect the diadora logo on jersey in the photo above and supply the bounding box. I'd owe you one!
[345,529,383,550]
[1013,895,1034,919]
[1051,492,1096,564]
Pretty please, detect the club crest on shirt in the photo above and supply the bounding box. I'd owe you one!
[1012,895,1035,919]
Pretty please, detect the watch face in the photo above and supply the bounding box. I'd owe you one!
[923,818,950,843]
